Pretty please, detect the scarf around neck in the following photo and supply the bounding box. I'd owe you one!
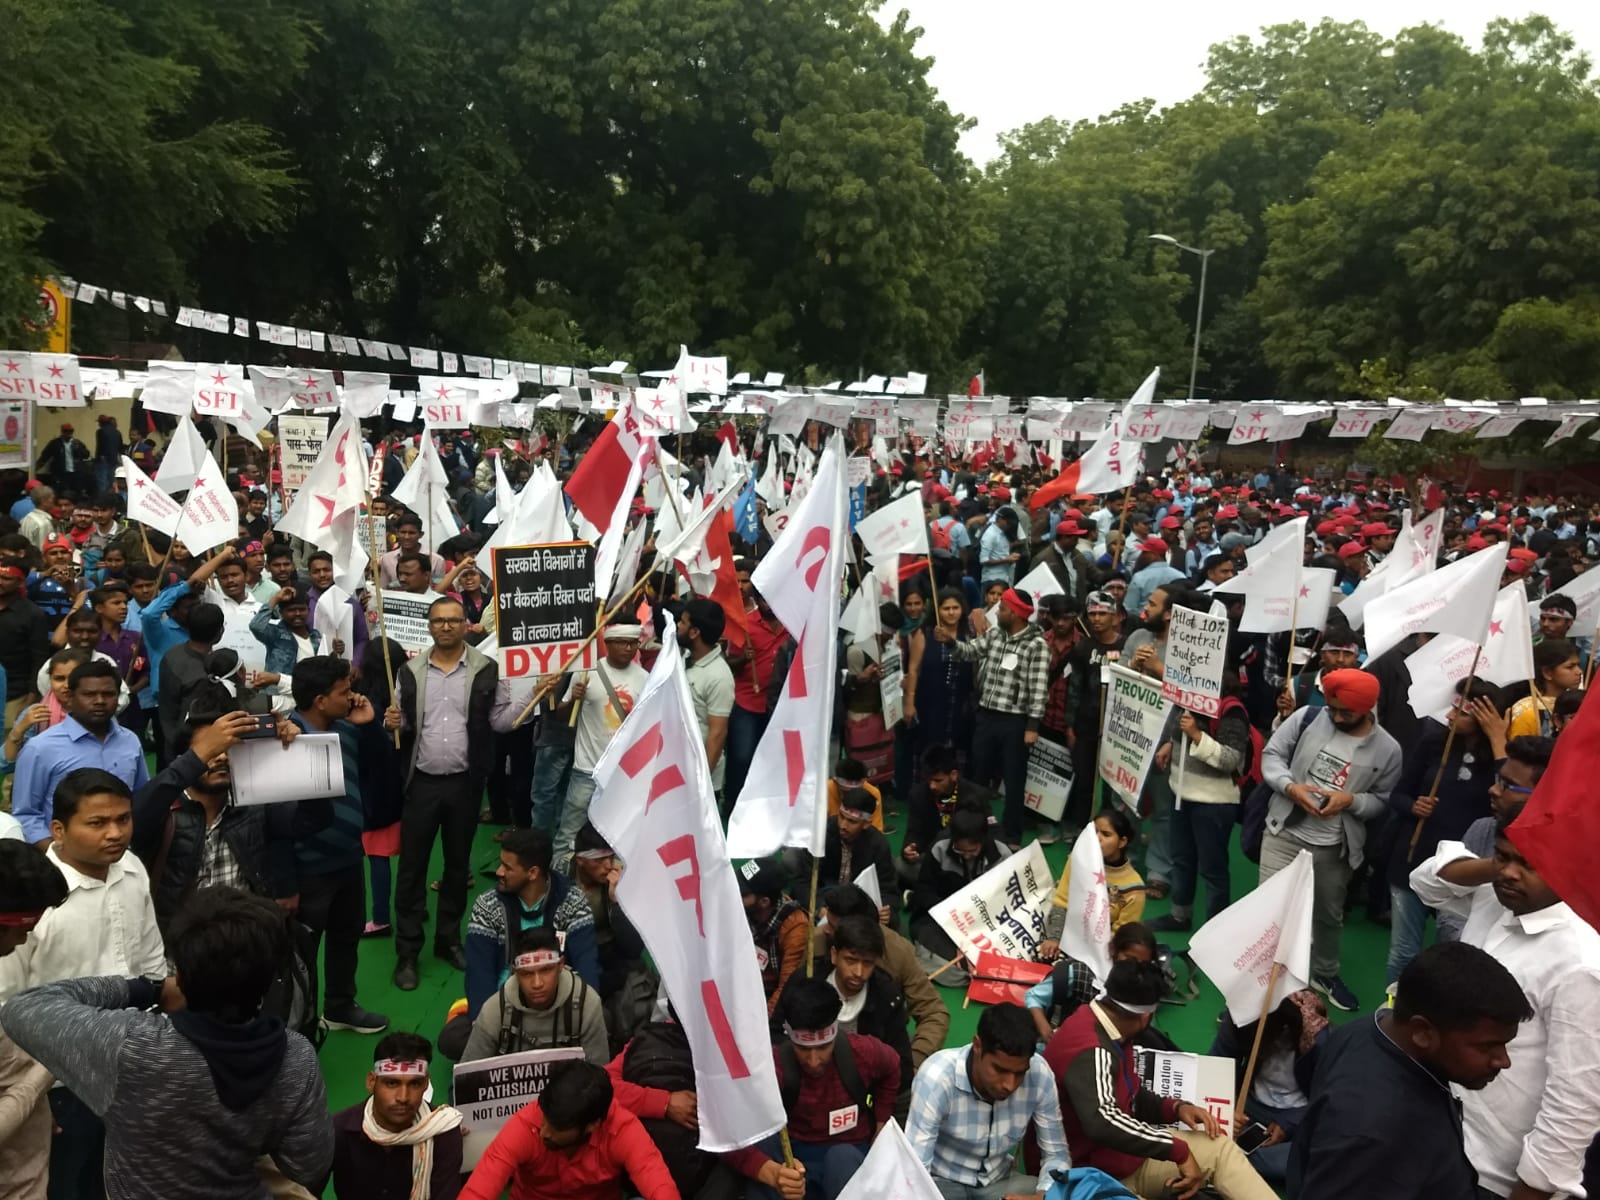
[361,1098,464,1200]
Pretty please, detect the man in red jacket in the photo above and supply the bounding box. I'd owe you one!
[1045,960,1275,1200]
[460,1060,679,1200]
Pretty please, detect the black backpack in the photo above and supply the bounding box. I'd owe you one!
[261,919,323,1049]
[622,1023,711,1198]
[777,1033,873,1123]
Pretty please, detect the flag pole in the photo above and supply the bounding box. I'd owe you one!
[1236,961,1284,1120]
[804,856,822,977]
[511,572,656,729]
[1408,644,1484,862]
[366,505,401,750]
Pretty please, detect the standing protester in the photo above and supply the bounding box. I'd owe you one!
[385,596,504,990]
[331,1033,464,1200]
[933,587,1047,844]
[0,559,50,728]
[678,599,735,797]
[552,624,646,872]
[156,600,224,755]
[1258,668,1402,1012]
[0,886,335,1200]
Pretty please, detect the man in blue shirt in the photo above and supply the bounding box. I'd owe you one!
[1125,539,1186,619]
[11,659,148,844]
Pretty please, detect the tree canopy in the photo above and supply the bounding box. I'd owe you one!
[3,6,1599,401]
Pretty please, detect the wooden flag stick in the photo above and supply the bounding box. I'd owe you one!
[1408,644,1483,862]
[1236,961,1284,1120]
[804,856,822,977]
[927,953,967,982]
[510,572,655,729]
[366,506,401,749]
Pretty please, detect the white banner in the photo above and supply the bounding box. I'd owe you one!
[1099,664,1173,810]
[1133,1052,1239,1139]
[878,635,905,728]
[1161,605,1229,717]
[379,590,437,657]
[930,841,1053,965]
[1022,736,1074,822]
[836,1120,943,1200]
[276,414,328,493]
[589,626,786,1153]
[452,1047,585,1168]
[1058,822,1112,982]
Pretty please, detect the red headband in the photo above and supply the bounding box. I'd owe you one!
[1000,589,1033,620]
[0,912,43,929]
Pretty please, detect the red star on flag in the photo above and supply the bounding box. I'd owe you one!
[210,371,228,386]
[1143,408,1157,419]
[1299,585,1310,598]
[192,478,206,489]
[301,375,319,389]
[434,385,451,400]
[1250,409,1265,421]
[1489,619,1505,636]
[315,495,336,529]
[133,478,147,489]
[3,360,20,373]
[1093,869,1107,885]
[46,363,63,378]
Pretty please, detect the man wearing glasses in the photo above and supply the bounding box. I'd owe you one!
[385,596,509,991]
[1258,668,1403,1013]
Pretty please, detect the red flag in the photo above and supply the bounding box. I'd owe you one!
[964,951,1050,1007]
[715,421,740,455]
[564,406,644,532]
[968,373,983,397]
[706,510,748,646]
[1509,689,1600,932]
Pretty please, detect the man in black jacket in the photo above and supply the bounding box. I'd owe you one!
[130,684,304,931]
[1290,941,1532,1200]
[768,914,914,1122]
[896,744,998,888]
[797,788,898,926]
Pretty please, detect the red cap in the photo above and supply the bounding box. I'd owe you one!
[1505,559,1530,575]
[42,534,72,552]
[991,486,1011,501]
[1337,541,1367,559]
[1466,535,1489,551]
[1509,547,1538,562]
[1140,538,1171,554]
[1159,515,1182,530]
[1360,522,1390,538]
[1056,520,1086,539]
[1216,505,1239,519]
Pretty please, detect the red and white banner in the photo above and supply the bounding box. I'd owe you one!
[1187,847,1314,1025]
[276,413,368,552]
[1058,823,1114,983]
[121,456,183,537]
[174,450,240,555]
[588,627,785,1153]
[1363,542,1508,662]
[565,401,649,531]
[726,436,849,858]
[929,841,1054,965]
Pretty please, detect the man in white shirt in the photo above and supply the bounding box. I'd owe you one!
[679,600,736,797]
[208,556,265,673]
[0,766,165,1198]
[1410,804,1600,1200]
[551,625,647,873]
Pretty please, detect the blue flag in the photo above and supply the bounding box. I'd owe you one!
[734,476,760,544]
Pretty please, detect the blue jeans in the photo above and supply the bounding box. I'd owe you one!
[726,705,769,807]
[1386,885,1432,985]
[554,769,597,873]
[1169,800,1237,920]
[530,743,572,837]
[1245,1099,1304,1187]
[745,1135,868,1200]
[1142,768,1176,887]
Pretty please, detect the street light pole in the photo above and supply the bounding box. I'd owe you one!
[1150,234,1215,400]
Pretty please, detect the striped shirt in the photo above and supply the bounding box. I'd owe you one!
[948,624,1049,726]
[905,1045,1071,1186]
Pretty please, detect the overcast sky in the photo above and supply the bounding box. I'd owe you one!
[882,2,1600,163]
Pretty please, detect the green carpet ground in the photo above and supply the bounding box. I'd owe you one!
[313,794,1394,1194]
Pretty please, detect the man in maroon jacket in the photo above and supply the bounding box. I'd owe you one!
[1045,960,1275,1200]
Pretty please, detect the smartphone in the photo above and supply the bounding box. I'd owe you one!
[239,713,279,740]
[1235,1121,1270,1155]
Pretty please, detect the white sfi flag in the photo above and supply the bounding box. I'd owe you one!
[726,435,849,858]
[173,450,239,555]
[588,626,785,1152]
[1058,823,1114,984]
[392,431,457,553]
[121,456,183,537]
[1404,583,1536,721]
[836,1121,943,1200]
[275,413,368,553]
[154,415,208,495]
[1363,543,1508,663]
[854,490,929,560]
[1187,847,1314,1025]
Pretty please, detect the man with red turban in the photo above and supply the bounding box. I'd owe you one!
[1257,668,1402,1013]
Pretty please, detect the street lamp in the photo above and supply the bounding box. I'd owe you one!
[1149,233,1216,401]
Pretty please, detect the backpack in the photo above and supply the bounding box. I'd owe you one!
[1043,1167,1140,1200]
[262,919,323,1049]
[498,972,591,1056]
[1216,695,1264,793]
[778,1034,873,1125]
[1239,706,1319,863]
[622,1022,712,1197]
[929,516,957,559]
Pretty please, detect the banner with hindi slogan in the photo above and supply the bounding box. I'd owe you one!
[1099,664,1174,811]
[1161,605,1230,717]
[491,542,600,678]
[930,841,1053,965]
[275,414,327,493]
[452,1046,586,1168]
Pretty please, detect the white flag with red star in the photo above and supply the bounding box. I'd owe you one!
[854,489,928,560]
[0,353,86,407]
[174,450,239,555]
[1404,583,1535,720]
[276,414,369,552]
[121,456,183,537]
[726,435,848,858]
[154,415,209,495]
[1058,823,1113,983]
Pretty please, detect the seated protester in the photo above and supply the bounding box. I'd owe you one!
[770,915,914,1121]
[740,859,812,1017]
[908,807,1012,982]
[569,823,652,1050]
[1290,942,1532,1200]
[610,1015,758,1200]
[465,829,598,1017]
[1550,686,1584,736]
[128,683,299,931]
[737,979,901,1200]
[331,1032,464,1200]
[458,1059,677,1200]
[461,927,609,1066]
[820,885,949,1069]
[1039,808,1144,956]
[898,745,998,888]
[799,787,898,926]
[0,839,71,1200]
[1047,958,1276,1200]
[0,886,334,1200]
[1026,922,1156,1046]
[1207,990,1329,1189]
[905,1003,1070,1200]
[826,758,883,831]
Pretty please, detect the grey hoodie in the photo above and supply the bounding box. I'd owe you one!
[1262,707,1402,868]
